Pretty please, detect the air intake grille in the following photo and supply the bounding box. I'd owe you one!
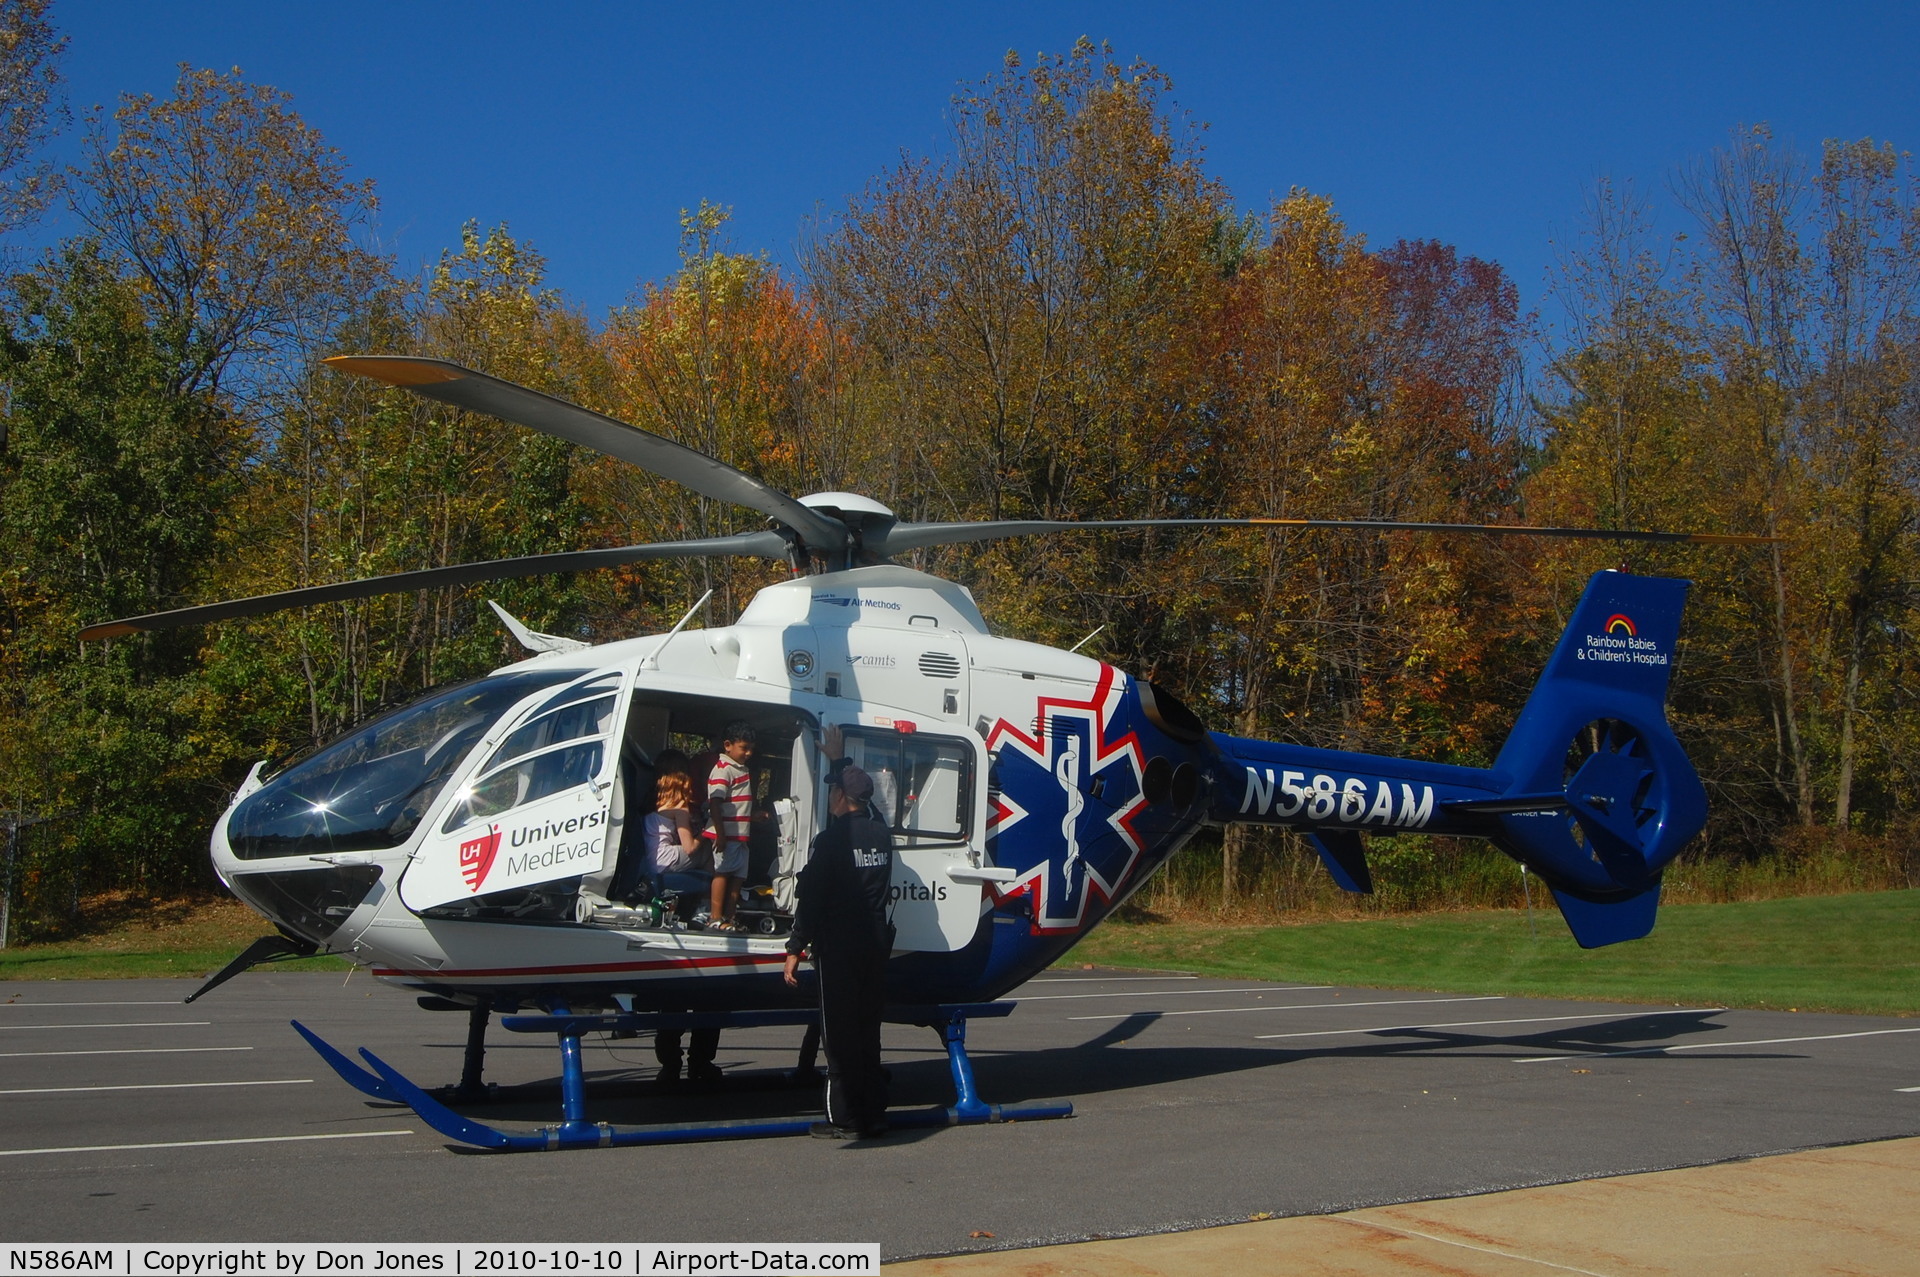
[918,652,962,679]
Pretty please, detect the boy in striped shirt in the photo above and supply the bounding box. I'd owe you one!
[705,721,756,931]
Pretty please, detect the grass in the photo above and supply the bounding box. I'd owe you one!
[1068,889,1920,1017]
[0,893,348,982]
[1134,831,1920,920]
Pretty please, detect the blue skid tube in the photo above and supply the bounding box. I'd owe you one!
[358,1047,827,1150]
[291,1019,399,1103]
[359,1048,1067,1150]
[294,1004,1071,1151]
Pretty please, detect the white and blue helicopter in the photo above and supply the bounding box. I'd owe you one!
[82,356,1760,1150]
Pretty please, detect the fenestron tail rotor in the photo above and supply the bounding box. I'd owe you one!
[76,356,1774,642]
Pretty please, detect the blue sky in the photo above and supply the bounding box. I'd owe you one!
[32,2,1920,328]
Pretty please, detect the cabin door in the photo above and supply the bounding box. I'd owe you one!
[401,667,630,912]
[828,724,989,952]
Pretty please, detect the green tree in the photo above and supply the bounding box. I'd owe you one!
[0,244,247,907]
[223,223,595,749]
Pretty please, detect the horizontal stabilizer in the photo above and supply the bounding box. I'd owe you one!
[1308,831,1372,894]
[1549,881,1663,949]
[1443,793,1571,817]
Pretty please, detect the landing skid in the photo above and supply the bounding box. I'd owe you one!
[291,1019,396,1102]
[295,1002,1072,1151]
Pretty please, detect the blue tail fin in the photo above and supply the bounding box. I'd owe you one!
[1490,572,1706,947]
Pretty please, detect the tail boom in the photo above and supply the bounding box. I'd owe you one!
[1206,571,1706,948]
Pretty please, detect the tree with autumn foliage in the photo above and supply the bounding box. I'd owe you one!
[593,202,848,628]
[805,39,1238,683]
[1531,128,1920,861]
[223,222,603,754]
[0,0,65,243]
[4,24,1916,937]
[1208,193,1527,761]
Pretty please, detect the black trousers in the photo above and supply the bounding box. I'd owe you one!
[654,1027,718,1072]
[815,944,888,1132]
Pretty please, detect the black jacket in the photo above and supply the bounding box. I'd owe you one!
[786,808,894,955]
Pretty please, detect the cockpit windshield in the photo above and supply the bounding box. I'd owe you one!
[227,668,582,859]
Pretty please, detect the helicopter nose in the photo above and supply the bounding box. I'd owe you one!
[224,863,384,948]
[212,782,388,948]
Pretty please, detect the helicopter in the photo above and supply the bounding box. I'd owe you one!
[79,355,1761,1150]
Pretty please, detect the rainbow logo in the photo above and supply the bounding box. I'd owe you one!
[1605,614,1637,637]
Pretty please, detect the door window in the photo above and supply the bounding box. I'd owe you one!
[841,729,973,846]
[441,674,621,831]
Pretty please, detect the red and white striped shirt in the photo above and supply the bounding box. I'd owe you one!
[708,754,752,849]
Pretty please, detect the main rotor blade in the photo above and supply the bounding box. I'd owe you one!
[78,531,789,641]
[873,518,1776,556]
[325,356,847,553]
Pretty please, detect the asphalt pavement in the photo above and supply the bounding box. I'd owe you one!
[1,968,1915,1261]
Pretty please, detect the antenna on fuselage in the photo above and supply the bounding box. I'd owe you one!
[640,589,715,672]
[1068,625,1105,654]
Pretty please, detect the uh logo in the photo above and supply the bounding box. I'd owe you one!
[460,824,502,892]
[986,668,1148,934]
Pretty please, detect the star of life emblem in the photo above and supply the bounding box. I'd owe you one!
[985,666,1148,933]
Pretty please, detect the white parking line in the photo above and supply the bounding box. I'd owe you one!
[0,1001,187,1008]
[0,1079,313,1096]
[1255,1007,1724,1041]
[0,1047,251,1059]
[1514,1026,1920,1063]
[1898,1086,1920,1093]
[0,1021,210,1031]
[1072,995,1504,1022]
[1024,985,1334,1004]
[1027,976,1199,984]
[0,1130,414,1158]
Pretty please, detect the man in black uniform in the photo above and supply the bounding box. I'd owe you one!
[783,745,894,1139]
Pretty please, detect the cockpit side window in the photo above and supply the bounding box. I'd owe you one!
[440,672,624,832]
[487,693,617,773]
[524,673,623,720]
[453,740,605,828]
